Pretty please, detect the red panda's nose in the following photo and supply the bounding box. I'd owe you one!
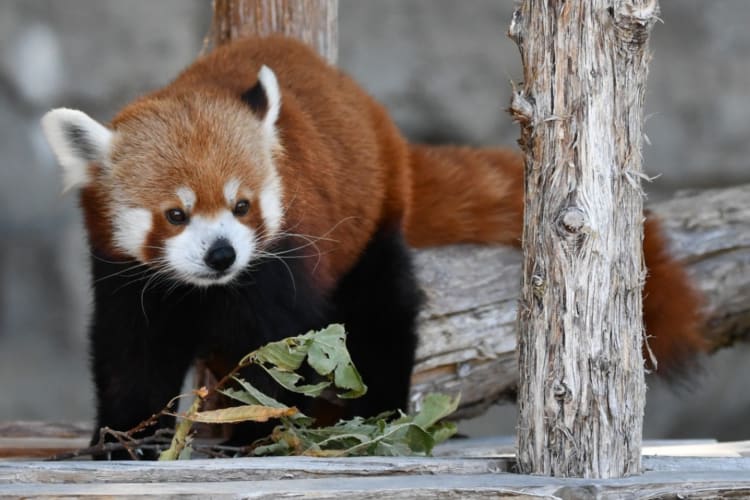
[204,238,236,272]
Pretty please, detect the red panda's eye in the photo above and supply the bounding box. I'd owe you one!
[233,200,250,217]
[165,208,188,225]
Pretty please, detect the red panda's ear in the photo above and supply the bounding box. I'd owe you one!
[40,108,112,192]
[241,65,281,139]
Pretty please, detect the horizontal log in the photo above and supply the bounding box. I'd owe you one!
[409,184,750,419]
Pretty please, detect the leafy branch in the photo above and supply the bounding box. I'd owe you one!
[48,324,459,460]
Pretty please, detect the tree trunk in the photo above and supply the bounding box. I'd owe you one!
[203,0,338,62]
[509,0,659,478]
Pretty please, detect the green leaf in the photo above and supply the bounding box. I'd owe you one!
[306,325,345,375]
[262,366,331,397]
[334,362,367,398]
[305,324,367,398]
[254,337,309,371]
[222,377,287,408]
[411,393,460,429]
[430,421,458,446]
[404,424,435,454]
[245,325,366,399]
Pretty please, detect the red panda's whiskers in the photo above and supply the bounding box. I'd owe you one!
[93,262,152,285]
[89,252,140,266]
[251,250,297,298]
[112,261,171,295]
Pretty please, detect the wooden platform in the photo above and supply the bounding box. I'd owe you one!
[2,433,750,498]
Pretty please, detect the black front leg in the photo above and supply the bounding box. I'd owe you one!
[89,261,198,459]
[332,226,422,418]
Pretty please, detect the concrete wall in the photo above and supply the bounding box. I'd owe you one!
[0,0,748,439]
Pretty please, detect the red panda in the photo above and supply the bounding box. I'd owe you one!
[41,35,705,458]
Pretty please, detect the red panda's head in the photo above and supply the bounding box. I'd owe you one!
[41,66,284,287]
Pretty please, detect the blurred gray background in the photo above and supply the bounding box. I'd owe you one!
[1,0,749,440]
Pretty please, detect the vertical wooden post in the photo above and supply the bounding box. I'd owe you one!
[511,0,659,478]
[204,0,338,62]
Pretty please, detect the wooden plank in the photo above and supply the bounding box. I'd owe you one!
[0,456,512,484]
[2,439,750,498]
[2,468,750,499]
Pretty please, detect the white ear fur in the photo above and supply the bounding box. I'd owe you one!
[40,108,112,192]
[258,65,281,136]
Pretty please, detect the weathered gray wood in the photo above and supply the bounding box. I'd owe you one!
[410,184,750,420]
[0,456,512,484]
[3,454,750,499]
[4,438,750,498]
[203,0,338,62]
[2,474,750,500]
[515,0,657,477]
[409,246,521,416]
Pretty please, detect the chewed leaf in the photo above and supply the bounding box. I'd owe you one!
[307,324,347,375]
[254,337,309,371]
[186,405,297,424]
[306,324,367,398]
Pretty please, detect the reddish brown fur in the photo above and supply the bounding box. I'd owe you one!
[405,146,525,247]
[642,217,707,373]
[82,35,705,373]
[80,182,117,256]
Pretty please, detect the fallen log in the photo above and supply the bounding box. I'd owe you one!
[410,184,750,419]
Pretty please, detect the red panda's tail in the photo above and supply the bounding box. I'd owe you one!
[405,144,707,374]
[642,216,707,374]
[404,144,525,248]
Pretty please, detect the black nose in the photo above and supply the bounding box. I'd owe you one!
[204,238,236,272]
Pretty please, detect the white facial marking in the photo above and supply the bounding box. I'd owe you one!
[112,207,152,260]
[176,186,196,211]
[223,178,241,205]
[260,174,284,237]
[40,108,112,192]
[164,210,255,287]
[258,65,281,139]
